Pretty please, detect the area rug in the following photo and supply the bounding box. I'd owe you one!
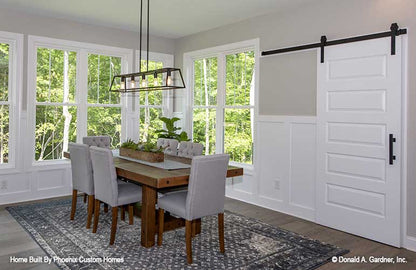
[7,198,348,269]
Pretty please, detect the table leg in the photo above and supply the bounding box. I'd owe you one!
[141,185,157,247]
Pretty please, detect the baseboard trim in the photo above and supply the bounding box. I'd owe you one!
[403,236,416,251]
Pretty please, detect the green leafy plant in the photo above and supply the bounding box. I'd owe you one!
[121,138,163,153]
[139,141,163,153]
[120,138,139,150]
[156,117,190,142]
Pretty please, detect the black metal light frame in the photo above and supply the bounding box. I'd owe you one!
[109,68,185,92]
[109,0,185,93]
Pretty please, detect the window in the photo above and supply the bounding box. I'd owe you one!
[139,60,164,142]
[187,41,257,165]
[192,57,217,155]
[0,32,22,167]
[35,48,77,161]
[29,36,131,162]
[136,52,174,142]
[87,54,122,148]
[224,51,255,164]
[0,43,10,164]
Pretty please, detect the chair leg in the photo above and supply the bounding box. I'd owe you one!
[157,208,164,246]
[93,200,100,233]
[70,189,77,220]
[218,213,225,253]
[86,195,94,229]
[128,204,134,225]
[110,207,118,245]
[104,203,108,213]
[121,206,125,221]
[83,194,87,203]
[185,220,193,264]
[192,220,196,237]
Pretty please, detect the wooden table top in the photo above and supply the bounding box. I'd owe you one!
[64,151,244,189]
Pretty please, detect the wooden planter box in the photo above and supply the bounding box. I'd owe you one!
[119,147,164,163]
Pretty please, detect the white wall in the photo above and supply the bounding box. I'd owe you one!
[227,116,316,221]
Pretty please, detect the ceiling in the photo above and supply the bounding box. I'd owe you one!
[0,0,314,38]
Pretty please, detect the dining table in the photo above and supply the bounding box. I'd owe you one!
[64,150,244,248]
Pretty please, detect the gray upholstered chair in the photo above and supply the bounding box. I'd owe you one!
[89,146,142,245]
[157,154,230,264]
[69,143,95,229]
[157,138,179,156]
[177,141,204,158]
[83,135,111,149]
[82,135,114,212]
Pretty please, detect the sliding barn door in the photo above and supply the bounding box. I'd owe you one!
[316,37,402,246]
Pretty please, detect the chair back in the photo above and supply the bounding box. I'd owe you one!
[178,142,203,158]
[69,143,94,195]
[89,146,118,206]
[185,154,229,220]
[83,136,111,148]
[157,138,179,155]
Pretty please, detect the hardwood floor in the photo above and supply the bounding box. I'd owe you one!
[0,196,415,269]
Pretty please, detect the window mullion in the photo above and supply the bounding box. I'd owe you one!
[216,53,226,154]
[77,50,88,143]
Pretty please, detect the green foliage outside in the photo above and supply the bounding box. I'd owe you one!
[139,60,164,143]
[224,51,254,164]
[31,46,254,163]
[0,43,9,163]
[87,54,122,149]
[193,51,255,164]
[35,48,122,161]
[35,48,77,161]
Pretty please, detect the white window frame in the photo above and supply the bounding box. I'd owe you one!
[0,31,23,171]
[27,35,133,166]
[183,39,259,169]
[134,51,174,140]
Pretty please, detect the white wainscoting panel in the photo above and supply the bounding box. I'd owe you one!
[0,112,73,206]
[226,115,317,221]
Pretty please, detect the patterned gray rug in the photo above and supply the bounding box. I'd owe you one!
[7,198,347,269]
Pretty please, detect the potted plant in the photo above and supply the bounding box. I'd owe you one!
[119,139,164,163]
[156,117,190,142]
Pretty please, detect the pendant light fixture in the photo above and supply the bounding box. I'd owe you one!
[109,0,185,93]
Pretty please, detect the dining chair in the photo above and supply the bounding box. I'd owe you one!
[83,135,112,148]
[68,143,95,229]
[157,138,179,156]
[177,141,204,158]
[89,146,142,245]
[157,154,230,264]
[82,135,112,211]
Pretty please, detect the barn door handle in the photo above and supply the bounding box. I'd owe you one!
[389,134,396,165]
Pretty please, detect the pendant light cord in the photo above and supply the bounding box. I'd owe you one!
[146,0,149,72]
[139,0,143,72]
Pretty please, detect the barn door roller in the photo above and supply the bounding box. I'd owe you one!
[262,23,407,63]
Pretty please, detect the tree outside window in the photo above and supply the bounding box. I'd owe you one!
[192,50,255,164]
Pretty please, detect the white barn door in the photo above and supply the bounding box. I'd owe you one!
[316,37,402,246]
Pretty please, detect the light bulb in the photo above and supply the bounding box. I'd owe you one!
[130,76,136,88]
[141,77,147,87]
[154,73,159,86]
[120,80,125,90]
[167,75,173,86]
[154,80,159,86]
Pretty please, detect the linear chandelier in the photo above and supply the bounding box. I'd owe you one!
[109,0,185,93]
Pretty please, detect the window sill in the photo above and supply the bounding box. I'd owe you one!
[31,159,71,170]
